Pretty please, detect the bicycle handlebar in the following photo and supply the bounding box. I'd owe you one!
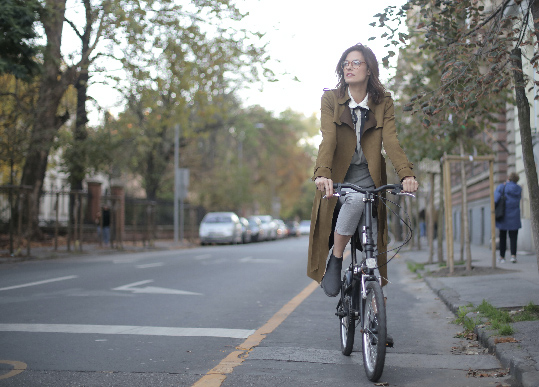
[328,183,415,198]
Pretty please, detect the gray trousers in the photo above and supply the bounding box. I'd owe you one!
[334,192,378,257]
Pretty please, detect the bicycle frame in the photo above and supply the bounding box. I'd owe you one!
[336,183,405,295]
[335,183,413,381]
[344,189,379,327]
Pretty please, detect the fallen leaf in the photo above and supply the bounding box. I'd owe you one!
[494,337,519,344]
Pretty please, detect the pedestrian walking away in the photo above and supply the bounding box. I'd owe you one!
[98,205,111,246]
[495,172,522,263]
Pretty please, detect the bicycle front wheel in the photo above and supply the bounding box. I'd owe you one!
[361,280,387,382]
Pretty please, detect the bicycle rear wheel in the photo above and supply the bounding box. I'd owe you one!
[361,280,386,382]
[339,289,355,355]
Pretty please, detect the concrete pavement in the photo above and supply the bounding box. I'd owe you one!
[400,242,539,387]
[2,238,537,386]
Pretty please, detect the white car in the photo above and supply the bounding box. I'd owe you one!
[199,212,243,245]
[257,215,277,241]
[298,220,311,235]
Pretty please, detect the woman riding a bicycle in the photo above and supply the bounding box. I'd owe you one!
[307,43,418,296]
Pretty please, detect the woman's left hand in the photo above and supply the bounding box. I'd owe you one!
[402,176,418,193]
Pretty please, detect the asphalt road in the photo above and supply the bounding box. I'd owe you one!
[0,237,518,386]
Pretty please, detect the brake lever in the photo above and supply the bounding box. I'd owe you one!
[398,192,416,198]
[323,192,342,199]
[323,184,344,199]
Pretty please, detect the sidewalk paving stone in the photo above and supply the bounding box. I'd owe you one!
[399,241,539,387]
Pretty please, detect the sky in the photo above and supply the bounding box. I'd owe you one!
[234,0,408,118]
[82,0,408,124]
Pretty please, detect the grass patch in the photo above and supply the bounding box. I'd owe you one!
[455,300,539,336]
[406,261,424,278]
[476,300,514,336]
[455,304,478,333]
[513,302,539,322]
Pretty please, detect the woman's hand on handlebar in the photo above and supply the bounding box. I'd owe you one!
[402,176,419,193]
[315,176,334,198]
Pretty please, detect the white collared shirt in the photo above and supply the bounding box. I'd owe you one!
[348,88,369,165]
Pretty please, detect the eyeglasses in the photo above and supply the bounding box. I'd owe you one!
[341,60,366,69]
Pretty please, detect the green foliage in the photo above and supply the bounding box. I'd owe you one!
[190,105,316,217]
[477,300,512,324]
[94,0,273,201]
[0,75,38,184]
[372,0,522,160]
[454,300,539,337]
[513,302,539,322]
[454,304,478,333]
[0,0,41,80]
[406,261,425,278]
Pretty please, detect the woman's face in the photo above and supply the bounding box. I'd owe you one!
[342,50,369,86]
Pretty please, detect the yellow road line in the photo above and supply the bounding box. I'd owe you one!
[192,280,319,387]
[0,360,27,380]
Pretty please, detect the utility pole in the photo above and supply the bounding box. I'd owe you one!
[174,124,179,244]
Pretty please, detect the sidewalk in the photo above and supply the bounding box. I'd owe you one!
[400,242,539,387]
[0,240,196,264]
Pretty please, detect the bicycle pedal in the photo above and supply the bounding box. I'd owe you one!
[386,335,394,348]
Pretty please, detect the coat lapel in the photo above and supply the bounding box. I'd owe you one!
[361,110,377,137]
[336,91,378,135]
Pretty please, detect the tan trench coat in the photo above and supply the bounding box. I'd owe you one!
[307,89,414,285]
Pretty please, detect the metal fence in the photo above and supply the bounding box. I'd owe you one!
[0,186,205,256]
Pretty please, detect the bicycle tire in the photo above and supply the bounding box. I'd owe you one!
[361,280,387,382]
[339,288,355,355]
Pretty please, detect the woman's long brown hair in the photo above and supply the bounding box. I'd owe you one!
[335,43,386,105]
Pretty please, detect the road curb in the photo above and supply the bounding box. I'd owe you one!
[423,276,536,387]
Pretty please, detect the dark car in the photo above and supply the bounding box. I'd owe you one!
[286,220,300,237]
[247,216,263,242]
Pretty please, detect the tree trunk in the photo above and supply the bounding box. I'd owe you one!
[20,0,75,235]
[460,141,472,271]
[416,197,421,250]
[427,172,435,264]
[437,164,445,264]
[511,47,539,273]
[68,7,92,227]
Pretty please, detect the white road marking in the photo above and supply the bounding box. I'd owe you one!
[112,280,203,295]
[136,263,164,269]
[0,276,78,292]
[112,258,144,264]
[239,257,281,263]
[0,324,255,339]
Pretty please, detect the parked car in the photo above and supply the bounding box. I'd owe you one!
[247,216,263,242]
[298,220,311,235]
[257,215,277,240]
[199,212,243,245]
[274,219,288,239]
[286,220,300,237]
[239,217,252,244]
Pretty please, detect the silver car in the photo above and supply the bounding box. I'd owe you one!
[199,212,243,245]
[258,215,277,241]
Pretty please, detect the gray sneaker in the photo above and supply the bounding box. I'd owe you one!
[321,253,342,297]
[510,256,517,263]
[499,258,506,264]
